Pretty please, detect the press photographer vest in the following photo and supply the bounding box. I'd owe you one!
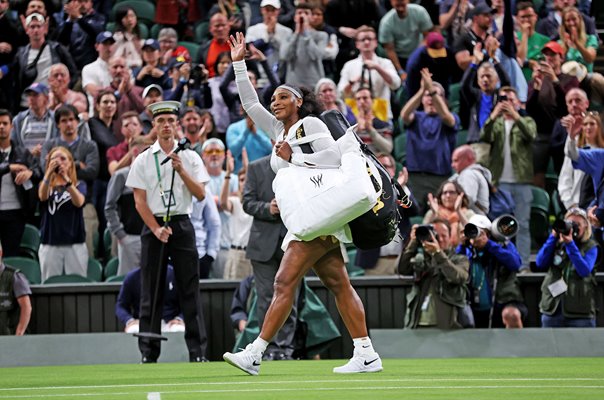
[539,239,599,319]
[0,266,19,335]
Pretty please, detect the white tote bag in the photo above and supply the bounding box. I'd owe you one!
[273,132,381,241]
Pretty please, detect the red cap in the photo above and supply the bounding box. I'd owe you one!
[541,41,565,56]
[426,32,446,58]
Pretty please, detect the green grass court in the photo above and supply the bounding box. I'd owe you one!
[0,358,602,399]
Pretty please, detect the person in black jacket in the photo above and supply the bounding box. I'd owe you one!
[54,0,105,70]
[13,13,78,113]
[0,109,40,256]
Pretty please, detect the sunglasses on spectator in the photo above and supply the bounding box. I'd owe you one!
[203,149,224,156]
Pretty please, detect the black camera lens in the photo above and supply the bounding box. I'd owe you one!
[463,223,479,239]
[415,225,434,242]
[553,219,573,236]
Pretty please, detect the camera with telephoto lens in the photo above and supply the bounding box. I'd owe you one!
[415,224,437,242]
[188,63,207,88]
[553,219,579,238]
[463,214,519,242]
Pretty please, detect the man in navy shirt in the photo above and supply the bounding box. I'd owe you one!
[400,67,459,214]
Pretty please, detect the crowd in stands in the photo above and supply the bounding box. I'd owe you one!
[0,0,603,337]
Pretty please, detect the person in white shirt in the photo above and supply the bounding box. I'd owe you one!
[125,100,210,363]
[337,26,401,122]
[82,31,115,115]
[245,0,293,86]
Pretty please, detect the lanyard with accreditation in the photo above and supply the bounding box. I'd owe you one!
[154,152,177,217]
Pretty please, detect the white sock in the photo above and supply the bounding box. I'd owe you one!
[353,337,376,355]
[251,337,269,354]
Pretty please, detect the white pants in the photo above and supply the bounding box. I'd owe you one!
[39,243,88,282]
[117,234,142,276]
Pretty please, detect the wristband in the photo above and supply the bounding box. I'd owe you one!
[64,181,72,188]
[397,68,405,75]
[224,175,231,180]
[42,178,50,185]
[429,90,438,97]
[469,62,478,69]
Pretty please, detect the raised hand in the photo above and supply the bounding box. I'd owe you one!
[228,32,246,62]
[427,193,440,215]
[225,150,235,174]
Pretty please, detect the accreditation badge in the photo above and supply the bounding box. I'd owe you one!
[161,190,176,208]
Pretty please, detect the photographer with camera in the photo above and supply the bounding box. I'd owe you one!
[164,57,213,111]
[535,207,599,327]
[398,219,469,329]
[458,214,526,328]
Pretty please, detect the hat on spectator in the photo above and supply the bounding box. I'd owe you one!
[168,55,187,70]
[468,215,492,230]
[541,41,565,56]
[147,100,181,117]
[143,84,163,98]
[24,82,49,95]
[96,31,115,44]
[260,0,281,9]
[201,138,225,152]
[470,3,495,17]
[25,13,45,26]
[561,61,587,81]
[426,32,446,58]
[142,38,160,51]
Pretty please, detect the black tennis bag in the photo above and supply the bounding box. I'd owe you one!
[319,110,405,250]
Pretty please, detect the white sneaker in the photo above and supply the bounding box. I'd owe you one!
[333,352,383,374]
[223,344,263,376]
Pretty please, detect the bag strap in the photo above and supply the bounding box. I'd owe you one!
[28,41,47,68]
[287,132,332,147]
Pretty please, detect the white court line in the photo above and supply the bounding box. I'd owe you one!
[0,377,602,392]
[0,385,603,399]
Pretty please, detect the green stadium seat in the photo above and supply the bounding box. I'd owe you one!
[550,190,564,221]
[448,82,461,114]
[530,186,551,249]
[456,130,468,148]
[87,259,103,282]
[106,275,126,283]
[150,23,162,39]
[531,186,550,214]
[178,41,201,62]
[112,1,156,26]
[3,257,41,284]
[103,227,113,261]
[19,224,40,260]
[104,257,119,281]
[409,216,424,226]
[346,248,365,277]
[393,124,406,163]
[195,21,210,43]
[44,274,94,284]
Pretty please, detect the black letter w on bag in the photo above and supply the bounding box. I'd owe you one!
[310,174,323,188]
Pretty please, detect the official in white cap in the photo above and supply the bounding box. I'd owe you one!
[125,100,211,363]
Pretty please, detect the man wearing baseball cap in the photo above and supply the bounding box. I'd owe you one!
[405,31,460,99]
[10,82,58,159]
[14,12,78,110]
[134,39,169,90]
[246,0,293,83]
[82,32,116,112]
[458,214,527,329]
[55,0,105,69]
[525,40,579,188]
[139,84,164,135]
